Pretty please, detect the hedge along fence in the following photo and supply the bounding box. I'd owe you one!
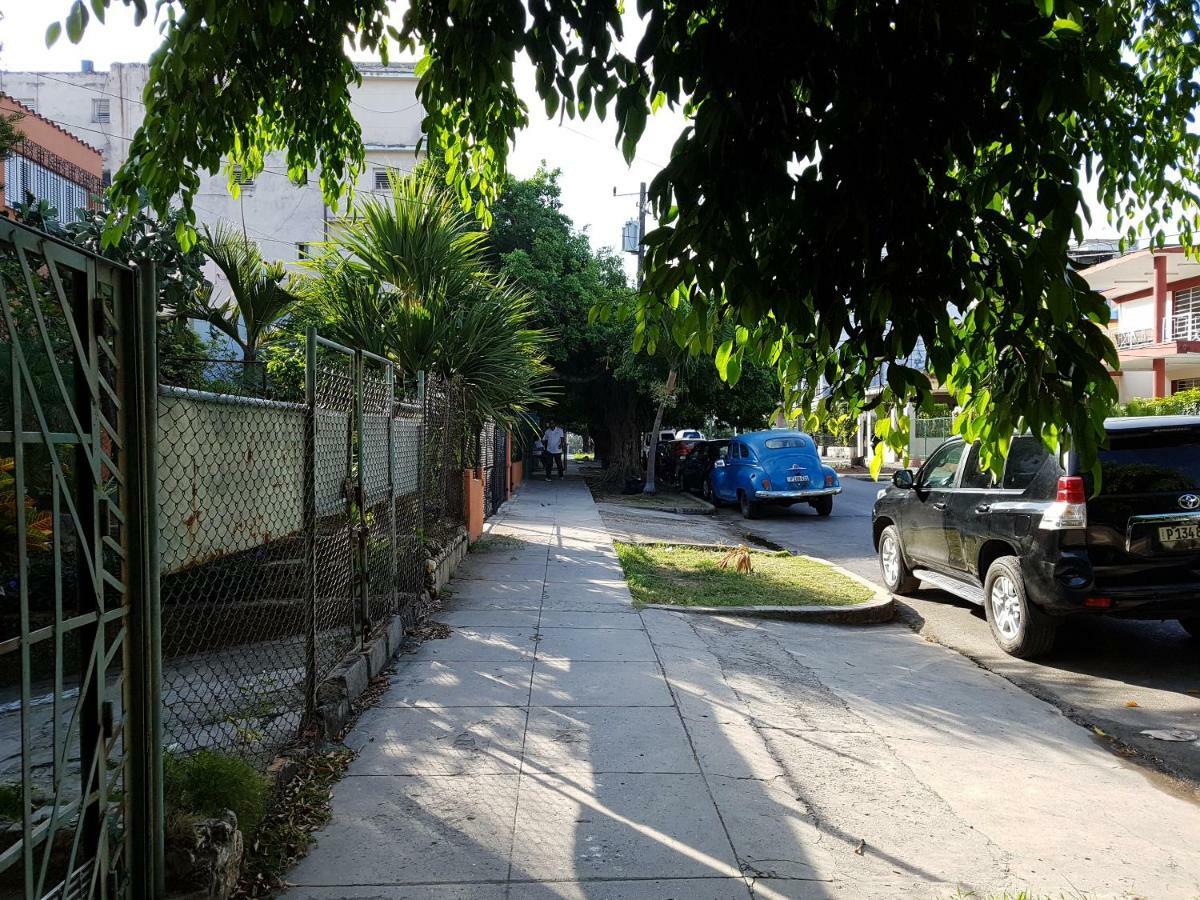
[156,331,479,767]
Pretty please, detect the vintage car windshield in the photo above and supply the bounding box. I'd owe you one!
[763,437,807,450]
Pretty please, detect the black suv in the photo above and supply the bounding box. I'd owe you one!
[872,416,1200,658]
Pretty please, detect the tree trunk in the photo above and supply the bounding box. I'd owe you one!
[643,368,677,495]
[596,393,641,489]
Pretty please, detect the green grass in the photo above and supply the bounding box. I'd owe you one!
[164,750,269,839]
[614,542,874,608]
[469,535,526,554]
[598,490,711,511]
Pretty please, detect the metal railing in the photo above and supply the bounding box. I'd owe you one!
[1,218,162,896]
[1115,328,1155,349]
[1165,313,1200,341]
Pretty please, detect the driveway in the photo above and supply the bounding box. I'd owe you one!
[716,476,1200,788]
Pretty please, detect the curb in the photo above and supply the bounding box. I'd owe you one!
[642,593,894,624]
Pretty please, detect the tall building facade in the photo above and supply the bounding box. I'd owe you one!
[1,60,425,266]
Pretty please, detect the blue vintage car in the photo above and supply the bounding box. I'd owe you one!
[709,430,842,519]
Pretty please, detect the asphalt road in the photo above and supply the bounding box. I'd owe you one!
[715,476,1200,789]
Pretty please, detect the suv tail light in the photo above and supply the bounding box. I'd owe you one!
[1040,476,1087,530]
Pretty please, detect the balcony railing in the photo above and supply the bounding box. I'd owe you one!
[1166,313,1200,342]
[1114,328,1154,349]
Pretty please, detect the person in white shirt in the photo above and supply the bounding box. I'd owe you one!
[542,421,566,479]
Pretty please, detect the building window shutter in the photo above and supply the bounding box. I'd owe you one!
[92,99,111,123]
[232,165,256,192]
[374,168,390,190]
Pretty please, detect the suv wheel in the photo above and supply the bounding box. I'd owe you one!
[983,556,1057,658]
[1178,618,1200,640]
[701,476,713,503]
[878,525,919,594]
[738,490,760,520]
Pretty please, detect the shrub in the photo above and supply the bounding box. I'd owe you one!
[164,750,269,838]
[1120,389,1200,417]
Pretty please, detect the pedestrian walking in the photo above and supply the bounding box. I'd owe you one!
[542,421,566,479]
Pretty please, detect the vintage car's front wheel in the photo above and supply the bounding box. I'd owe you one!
[738,490,761,519]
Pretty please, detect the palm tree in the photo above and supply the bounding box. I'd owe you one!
[300,170,553,432]
[187,222,301,366]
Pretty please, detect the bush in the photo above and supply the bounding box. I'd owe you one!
[1120,389,1200,417]
[164,750,269,838]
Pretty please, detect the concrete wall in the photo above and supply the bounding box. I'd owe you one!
[158,387,357,575]
[1119,296,1155,334]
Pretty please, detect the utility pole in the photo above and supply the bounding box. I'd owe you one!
[636,180,647,284]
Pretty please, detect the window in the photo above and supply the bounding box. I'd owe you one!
[960,446,996,490]
[1173,378,1200,393]
[764,437,808,449]
[917,441,966,489]
[296,242,310,259]
[91,99,110,123]
[1099,428,1200,494]
[232,165,255,191]
[374,167,391,190]
[1001,436,1050,491]
[14,97,36,111]
[714,443,730,461]
[740,443,752,459]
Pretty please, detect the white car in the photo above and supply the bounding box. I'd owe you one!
[674,429,706,441]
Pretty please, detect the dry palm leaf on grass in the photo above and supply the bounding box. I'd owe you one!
[718,544,753,574]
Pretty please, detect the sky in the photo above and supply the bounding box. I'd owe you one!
[1,0,1121,274]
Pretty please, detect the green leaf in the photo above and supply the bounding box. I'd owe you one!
[45,21,62,46]
[65,0,87,43]
[715,339,734,379]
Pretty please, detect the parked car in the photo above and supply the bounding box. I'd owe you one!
[872,416,1200,659]
[674,428,706,441]
[708,430,842,518]
[679,439,730,498]
[641,429,678,465]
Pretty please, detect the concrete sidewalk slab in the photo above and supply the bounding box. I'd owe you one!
[287,473,1200,899]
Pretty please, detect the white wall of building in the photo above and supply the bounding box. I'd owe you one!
[1,60,425,271]
[1120,370,1155,403]
[1116,296,1156,335]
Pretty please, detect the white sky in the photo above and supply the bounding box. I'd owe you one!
[0,0,1121,275]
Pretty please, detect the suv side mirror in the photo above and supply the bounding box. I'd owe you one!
[892,469,915,490]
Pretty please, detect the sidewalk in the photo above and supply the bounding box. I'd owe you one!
[285,474,1200,899]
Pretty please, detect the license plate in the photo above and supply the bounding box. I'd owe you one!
[1159,523,1200,548]
[787,475,808,484]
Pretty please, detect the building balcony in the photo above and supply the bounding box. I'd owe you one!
[1114,328,1155,350]
[1165,313,1200,342]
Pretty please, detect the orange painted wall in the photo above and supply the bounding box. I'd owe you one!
[463,469,484,543]
[0,94,104,213]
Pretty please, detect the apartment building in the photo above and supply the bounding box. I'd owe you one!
[1,60,425,265]
[1,93,103,222]
[1080,247,1200,402]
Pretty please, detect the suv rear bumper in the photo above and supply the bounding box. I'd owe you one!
[1026,554,1200,617]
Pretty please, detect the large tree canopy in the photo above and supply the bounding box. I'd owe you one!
[60,0,1200,472]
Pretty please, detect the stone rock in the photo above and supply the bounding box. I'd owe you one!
[166,811,244,899]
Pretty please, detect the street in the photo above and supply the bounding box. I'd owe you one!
[716,475,1200,788]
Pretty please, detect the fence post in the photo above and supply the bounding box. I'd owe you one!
[385,363,397,624]
[303,327,318,722]
[354,350,369,645]
[124,260,165,897]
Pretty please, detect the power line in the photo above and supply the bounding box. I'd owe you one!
[23,71,147,106]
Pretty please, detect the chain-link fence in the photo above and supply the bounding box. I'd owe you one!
[156,331,481,766]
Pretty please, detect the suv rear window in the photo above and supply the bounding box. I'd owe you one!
[1002,437,1050,490]
[764,437,807,449]
[1099,428,1200,494]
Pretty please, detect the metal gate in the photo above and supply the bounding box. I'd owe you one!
[0,219,161,896]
